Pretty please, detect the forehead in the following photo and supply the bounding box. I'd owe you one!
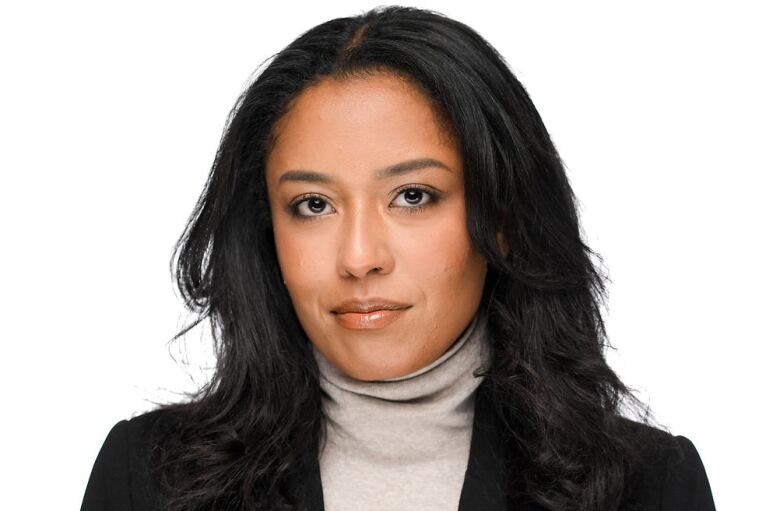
[265,72,460,184]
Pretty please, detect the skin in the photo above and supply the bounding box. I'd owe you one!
[265,71,500,381]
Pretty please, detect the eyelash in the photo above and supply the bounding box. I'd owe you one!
[287,185,441,221]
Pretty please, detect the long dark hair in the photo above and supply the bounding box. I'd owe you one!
[153,6,658,510]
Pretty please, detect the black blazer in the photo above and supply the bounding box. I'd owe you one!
[81,387,716,510]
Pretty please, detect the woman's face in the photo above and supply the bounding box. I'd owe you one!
[264,72,488,381]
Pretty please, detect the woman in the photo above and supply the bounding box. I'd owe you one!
[81,6,715,511]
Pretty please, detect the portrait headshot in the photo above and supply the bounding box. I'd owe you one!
[2,2,777,510]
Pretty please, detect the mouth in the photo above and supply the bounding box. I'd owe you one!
[330,297,412,330]
[331,306,412,330]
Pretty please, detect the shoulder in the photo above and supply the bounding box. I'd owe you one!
[81,408,178,511]
[619,419,716,510]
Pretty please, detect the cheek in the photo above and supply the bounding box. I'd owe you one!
[403,215,483,295]
[272,220,330,296]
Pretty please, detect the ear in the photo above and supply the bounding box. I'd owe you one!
[496,230,509,258]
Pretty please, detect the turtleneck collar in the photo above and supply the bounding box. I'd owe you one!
[312,306,492,510]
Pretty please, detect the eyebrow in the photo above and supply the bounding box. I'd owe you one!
[277,158,451,185]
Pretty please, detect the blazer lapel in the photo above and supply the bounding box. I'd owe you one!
[298,454,325,511]
[457,383,508,511]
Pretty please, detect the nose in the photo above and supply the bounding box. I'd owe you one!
[337,204,394,279]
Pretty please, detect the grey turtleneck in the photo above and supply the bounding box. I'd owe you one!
[312,307,492,511]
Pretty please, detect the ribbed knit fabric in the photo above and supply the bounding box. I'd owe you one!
[312,306,492,511]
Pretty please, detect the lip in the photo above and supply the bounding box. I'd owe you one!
[331,298,412,331]
[332,309,410,330]
[331,298,412,314]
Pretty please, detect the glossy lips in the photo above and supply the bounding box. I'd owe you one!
[331,298,412,330]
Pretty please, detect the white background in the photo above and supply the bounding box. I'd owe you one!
[2,1,777,509]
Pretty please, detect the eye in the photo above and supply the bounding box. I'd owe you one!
[290,194,335,219]
[390,185,440,213]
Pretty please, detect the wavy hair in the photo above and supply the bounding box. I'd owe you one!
[153,6,657,510]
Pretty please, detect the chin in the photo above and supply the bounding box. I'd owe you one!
[344,360,411,381]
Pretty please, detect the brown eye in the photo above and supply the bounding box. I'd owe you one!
[289,194,335,219]
[391,185,440,212]
[402,189,424,205]
[304,197,327,213]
